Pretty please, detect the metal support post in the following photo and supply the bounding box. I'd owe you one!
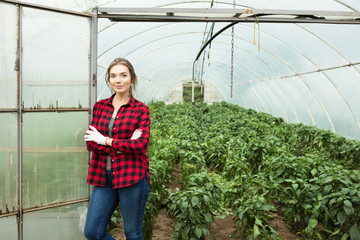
[16,5,23,240]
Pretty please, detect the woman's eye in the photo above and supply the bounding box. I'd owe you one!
[110,75,116,78]
[122,74,127,78]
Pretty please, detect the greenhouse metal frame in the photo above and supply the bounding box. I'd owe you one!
[1,0,360,239]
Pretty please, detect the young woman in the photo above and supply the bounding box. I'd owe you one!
[83,58,150,240]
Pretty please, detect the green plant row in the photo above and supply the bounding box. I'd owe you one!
[139,101,360,240]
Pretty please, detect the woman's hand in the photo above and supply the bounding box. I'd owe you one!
[130,129,142,140]
[115,129,142,154]
[84,126,107,145]
[85,127,142,152]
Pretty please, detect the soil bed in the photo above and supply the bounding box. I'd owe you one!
[111,164,299,240]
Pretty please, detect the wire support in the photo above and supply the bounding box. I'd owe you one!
[234,62,360,85]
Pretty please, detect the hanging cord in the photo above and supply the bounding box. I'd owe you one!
[231,26,234,98]
[254,15,260,52]
[208,0,215,64]
[230,0,236,98]
[257,21,260,52]
[254,21,256,44]
[208,23,215,65]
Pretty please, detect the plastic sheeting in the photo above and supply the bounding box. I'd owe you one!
[2,2,360,138]
[94,0,360,140]
[2,1,360,138]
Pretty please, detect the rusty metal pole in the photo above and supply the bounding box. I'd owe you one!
[16,4,24,240]
[89,7,98,195]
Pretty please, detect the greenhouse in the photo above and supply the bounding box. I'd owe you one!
[1,0,360,239]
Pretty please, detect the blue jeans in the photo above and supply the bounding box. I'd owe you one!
[84,171,149,240]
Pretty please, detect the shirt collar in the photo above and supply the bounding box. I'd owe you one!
[106,94,135,108]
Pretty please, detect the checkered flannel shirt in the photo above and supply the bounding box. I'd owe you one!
[86,95,150,188]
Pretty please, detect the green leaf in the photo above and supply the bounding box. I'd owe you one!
[184,225,190,235]
[203,228,210,237]
[340,177,352,185]
[306,219,318,232]
[113,210,120,217]
[330,228,340,237]
[349,224,360,240]
[323,176,333,184]
[204,213,212,223]
[337,211,347,225]
[341,233,349,240]
[191,196,199,206]
[302,204,312,210]
[253,224,260,239]
[292,183,299,190]
[344,205,354,216]
[329,198,336,206]
[343,199,352,208]
[174,222,182,231]
[181,201,188,210]
[341,188,350,195]
[317,194,323,201]
[324,185,332,193]
[310,168,317,176]
[190,208,195,219]
[195,228,202,238]
[261,204,277,211]
[255,217,264,227]
[111,216,118,224]
[203,195,210,204]
[350,189,357,196]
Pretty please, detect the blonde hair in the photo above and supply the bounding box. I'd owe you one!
[105,58,137,96]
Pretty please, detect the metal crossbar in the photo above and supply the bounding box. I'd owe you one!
[98,7,360,24]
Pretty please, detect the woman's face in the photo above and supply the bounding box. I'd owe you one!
[109,64,131,96]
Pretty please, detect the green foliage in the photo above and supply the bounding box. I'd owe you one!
[132,101,360,240]
[167,188,213,240]
[223,172,280,239]
[167,172,222,240]
[107,209,123,233]
[181,163,199,183]
[292,124,360,168]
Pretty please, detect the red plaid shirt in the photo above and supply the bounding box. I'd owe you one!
[86,95,150,188]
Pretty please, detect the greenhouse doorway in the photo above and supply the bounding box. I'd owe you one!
[0,1,97,240]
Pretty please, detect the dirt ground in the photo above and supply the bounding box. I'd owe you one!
[111,164,300,240]
[111,208,300,240]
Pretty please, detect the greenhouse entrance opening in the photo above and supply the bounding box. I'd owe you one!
[0,1,96,239]
[183,83,204,103]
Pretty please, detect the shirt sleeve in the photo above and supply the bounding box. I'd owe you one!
[112,105,150,154]
[86,101,117,155]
